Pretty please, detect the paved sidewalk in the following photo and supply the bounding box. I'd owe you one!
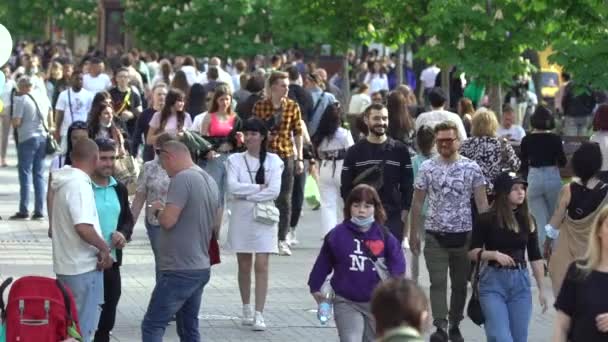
[0,146,555,341]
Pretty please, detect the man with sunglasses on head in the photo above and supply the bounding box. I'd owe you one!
[90,138,134,342]
[409,121,488,342]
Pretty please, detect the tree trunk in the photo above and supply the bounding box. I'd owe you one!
[342,54,351,108]
[441,65,451,106]
[488,83,503,118]
[396,45,404,87]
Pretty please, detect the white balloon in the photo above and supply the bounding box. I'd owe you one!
[0,24,13,66]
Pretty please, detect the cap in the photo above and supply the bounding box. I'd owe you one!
[493,171,527,194]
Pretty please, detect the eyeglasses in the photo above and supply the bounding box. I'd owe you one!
[99,156,117,161]
[436,138,458,145]
[155,149,167,156]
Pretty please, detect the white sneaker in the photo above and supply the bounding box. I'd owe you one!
[286,230,299,246]
[242,304,253,326]
[252,311,266,331]
[278,241,292,256]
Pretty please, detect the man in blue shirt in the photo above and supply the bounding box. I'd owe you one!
[91,137,134,341]
[304,73,336,136]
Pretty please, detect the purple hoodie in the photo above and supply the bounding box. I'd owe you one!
[308,220,406,303]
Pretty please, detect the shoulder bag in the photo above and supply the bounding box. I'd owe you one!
[242,154,280,225]
[352,141,390,191]
[26,93,59,155]
[467,249,485,326]
[353,226,392,281]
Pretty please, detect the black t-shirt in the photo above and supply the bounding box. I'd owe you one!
[470,210,542,263]
[519,132,567,173]
[555,262,608,342]
[109,87,142,138]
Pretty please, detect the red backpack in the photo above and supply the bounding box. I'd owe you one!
[0,276,82,342]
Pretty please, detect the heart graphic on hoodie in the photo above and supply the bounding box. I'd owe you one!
[365,240,385,256]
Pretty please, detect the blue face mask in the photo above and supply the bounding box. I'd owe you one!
[351,215,374,228]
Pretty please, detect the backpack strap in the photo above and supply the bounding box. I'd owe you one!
[0,277,13,319]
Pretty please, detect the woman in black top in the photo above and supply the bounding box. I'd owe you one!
[469,172,547,342]
[519,106,567,250]
[553,206,608,341]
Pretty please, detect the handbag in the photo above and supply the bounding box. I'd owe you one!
[467,249,485,326]
[209,232,221,266]
[242,155,280,225]
[304,175,321,208]
[27,93,59,156]
[114,154,140,195]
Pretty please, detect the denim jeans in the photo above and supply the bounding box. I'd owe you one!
[145,220,161,280]
[198,153,228,200]
[17,136,46,215]
[527,166,561,248]
[141,269,211,342]
[57,270,104,342]
[479,267,532,342]
[562,116,592,137]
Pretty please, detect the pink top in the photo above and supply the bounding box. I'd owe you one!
[208,113,236,137]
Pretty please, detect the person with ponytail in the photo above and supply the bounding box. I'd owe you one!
[545,142,608,295]
[225,117,284,331]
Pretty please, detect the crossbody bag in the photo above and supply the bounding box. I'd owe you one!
[242,154,280,225]
[26,93,59,155]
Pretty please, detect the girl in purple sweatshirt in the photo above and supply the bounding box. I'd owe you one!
[308,184,406,342]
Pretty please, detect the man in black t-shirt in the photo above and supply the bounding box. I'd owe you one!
[341,103,414,243]
[109,67,142,142]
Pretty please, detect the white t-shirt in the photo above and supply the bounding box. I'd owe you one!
[497,125,526,143]
[149,111,193,135]
[364,73,389,93]
[51,166,103,275]
[348,93,371,115]
[415,109,467,142]
[55,88,94,136]
[317,127,354,152]
[190,112,208,133]
[420,65,440,89]
[83,73,112,94]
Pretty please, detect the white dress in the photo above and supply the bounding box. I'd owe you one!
[225,151,284,253]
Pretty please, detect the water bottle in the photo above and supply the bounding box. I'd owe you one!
[317,279,334,325]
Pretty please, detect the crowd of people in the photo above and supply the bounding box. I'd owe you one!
[1,40,608,342]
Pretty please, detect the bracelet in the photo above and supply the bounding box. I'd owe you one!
[545,224,560,240]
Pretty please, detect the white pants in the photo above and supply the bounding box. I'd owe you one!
[319,160,343,237]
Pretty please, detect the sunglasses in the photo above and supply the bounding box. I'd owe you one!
[155,149,168,156]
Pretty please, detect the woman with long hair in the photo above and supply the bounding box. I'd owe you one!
[457,97,474,137]
[553,206,608,341]
[199,85,243,197]
[171,70,190,101]
[469,172,547,342]
[308,184,406,342]
[151,59,173,87]
[520,106,567,248]
[225,117,284,331]
[45,60,63,106]
[386,91,415,152]
[146,88,192,146]
[132,83,168,162]
[88,102,126,156]
[312,103,354,237]
[364,61,389,93]
[545,142,608,294]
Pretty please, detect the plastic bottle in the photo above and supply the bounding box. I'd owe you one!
[317,279,334,325]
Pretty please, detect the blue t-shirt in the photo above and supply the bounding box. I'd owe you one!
[92,177,121,260]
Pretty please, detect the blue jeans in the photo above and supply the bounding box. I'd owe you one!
[145,220,161,281]
[17,136,46,214]
[527,166,561,248]
[141,269,211,342]
[198,153,227,199]
[57,270,104,342]
[479,267,532,342]
[563,116,591,137]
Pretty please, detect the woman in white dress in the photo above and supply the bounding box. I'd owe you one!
[225,117,283,331]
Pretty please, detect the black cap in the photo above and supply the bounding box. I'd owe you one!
[493,171,527,194]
